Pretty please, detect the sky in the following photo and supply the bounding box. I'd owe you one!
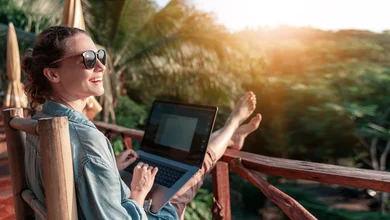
[155,0,390,33]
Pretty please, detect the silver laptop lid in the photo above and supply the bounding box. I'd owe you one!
[141,100,218,168]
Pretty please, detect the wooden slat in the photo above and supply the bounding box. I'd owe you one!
[222,149,390,193]
[3,108,33,219]
[212,162,231,220]
[39,117,78,220]
[21,189,47,220]
[93,120,144,141]
[230,158,317,220]
[9,117,38,135]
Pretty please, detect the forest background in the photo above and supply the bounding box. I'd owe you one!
[1,0,390,219]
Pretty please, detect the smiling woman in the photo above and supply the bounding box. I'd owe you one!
[20,26,178,219]
[42,33,106,111]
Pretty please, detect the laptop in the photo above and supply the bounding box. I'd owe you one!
[122,100,218,213]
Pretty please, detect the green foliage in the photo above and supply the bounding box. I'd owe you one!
[110,96,147,154]
[114,96,147,129]
[86,0,244,108]
[184,188,212,220]
[0,0,62,34]
[278,185,390,220]
[112,136,124,156]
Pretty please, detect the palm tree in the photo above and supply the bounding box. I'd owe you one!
[85,0,245,108]
[0,0,62,34]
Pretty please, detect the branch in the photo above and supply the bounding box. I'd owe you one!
[355,134,371,150]
[380,138,390,171]
[352,149,373,169]
[230,158,317,220]
[126,34,178,63]
[371,137,380,170]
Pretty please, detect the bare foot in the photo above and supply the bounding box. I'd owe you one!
[226,91,256,128]
[229,113,262,150]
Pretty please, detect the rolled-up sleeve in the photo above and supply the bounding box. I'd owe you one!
[77,157,147,219]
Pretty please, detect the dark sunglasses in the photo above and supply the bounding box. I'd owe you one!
[50,49,106,69]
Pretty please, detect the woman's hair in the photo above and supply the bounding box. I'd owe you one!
[22,26,89,109]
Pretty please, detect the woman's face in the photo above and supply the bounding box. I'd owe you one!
[51,33,105,100]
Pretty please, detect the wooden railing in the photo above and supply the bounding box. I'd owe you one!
[94,121,390,220]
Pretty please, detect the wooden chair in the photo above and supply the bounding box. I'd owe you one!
[3,108,78,220]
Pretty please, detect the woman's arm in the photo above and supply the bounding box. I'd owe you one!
[77,157,147,219]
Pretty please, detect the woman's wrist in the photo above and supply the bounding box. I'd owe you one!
[130,191,146,206]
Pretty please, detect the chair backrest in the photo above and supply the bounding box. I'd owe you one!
[3,108,78,220]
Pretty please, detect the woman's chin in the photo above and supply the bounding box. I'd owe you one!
[92,88,105,97]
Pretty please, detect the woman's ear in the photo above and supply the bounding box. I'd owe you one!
[43,68,60,83]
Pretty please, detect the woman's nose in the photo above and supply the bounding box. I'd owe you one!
[94,58,106,73]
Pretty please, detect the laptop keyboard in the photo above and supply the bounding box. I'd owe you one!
[125,157,187,188]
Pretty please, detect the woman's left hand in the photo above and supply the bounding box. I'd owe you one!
[115,149,138,171]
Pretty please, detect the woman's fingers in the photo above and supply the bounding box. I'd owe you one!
[142,163,149,170]
[137,162,144,168]
[126,156,137,166]
[151,167,158,176]
[129,149,139,158]
[135,163,158,177]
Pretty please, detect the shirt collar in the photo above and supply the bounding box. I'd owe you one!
[41,99,97,129]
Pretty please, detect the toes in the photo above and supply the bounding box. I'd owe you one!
[251,114,262,123]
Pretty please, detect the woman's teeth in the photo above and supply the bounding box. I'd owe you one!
[90,77,102,82]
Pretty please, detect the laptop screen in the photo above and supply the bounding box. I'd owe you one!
[141,100,218,167]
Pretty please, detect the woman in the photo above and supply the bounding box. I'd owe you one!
[22,26,261,219]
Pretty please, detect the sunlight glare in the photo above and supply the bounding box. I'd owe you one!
[191,0,390,32]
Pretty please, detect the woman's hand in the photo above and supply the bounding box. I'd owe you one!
[115,149,138,171]
[130,162,158,205]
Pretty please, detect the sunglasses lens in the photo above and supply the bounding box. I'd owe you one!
[97,50,106,65]
[84,51,96,69]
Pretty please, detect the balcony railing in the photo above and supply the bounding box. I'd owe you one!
[93,120,390,220]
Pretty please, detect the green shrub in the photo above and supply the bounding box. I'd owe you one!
[115,96,147,130]
[185,188,213,220]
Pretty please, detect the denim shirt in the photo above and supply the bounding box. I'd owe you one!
[24,100,179,220]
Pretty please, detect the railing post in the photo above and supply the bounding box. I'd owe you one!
[39,117,78,220]
[3,108,34,219]
[122,135,133,150]
[212,161,231,220]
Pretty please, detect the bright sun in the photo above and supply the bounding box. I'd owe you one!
[190,0,390,32]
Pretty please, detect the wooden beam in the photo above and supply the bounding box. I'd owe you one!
[212,162,231,220]
[230,158,317,220]
[9,117,38,135]
[39,117,78,220]
[93,120,144,141]
[222,149,390,193]
[3,108,33,219]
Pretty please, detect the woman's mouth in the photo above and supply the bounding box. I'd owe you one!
[89,77,103,83]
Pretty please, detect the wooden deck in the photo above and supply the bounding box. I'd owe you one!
[0,141,14,220]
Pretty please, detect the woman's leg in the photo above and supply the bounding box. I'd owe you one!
[208,91,256,160]
[170,92,262,219]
